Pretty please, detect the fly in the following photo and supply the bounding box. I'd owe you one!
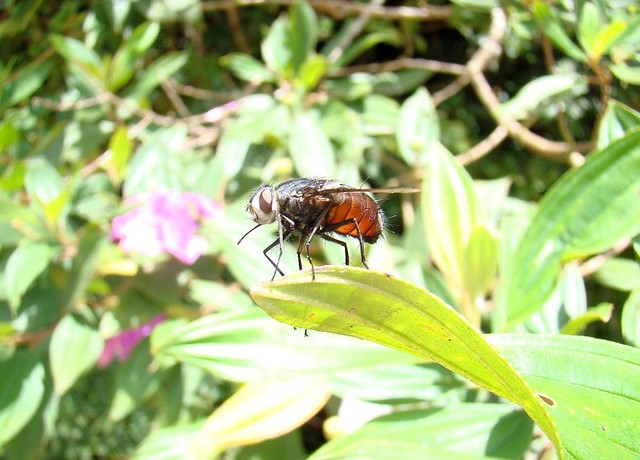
[237,178,419,280]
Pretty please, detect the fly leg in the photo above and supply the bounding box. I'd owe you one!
[319,218,369,269]
[297,205,333,280]
[263,229,292,280]
[319,234,349,266]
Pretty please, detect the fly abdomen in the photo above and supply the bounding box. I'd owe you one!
[325,193,383,243]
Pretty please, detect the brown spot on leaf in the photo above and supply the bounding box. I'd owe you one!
[537,393,556,407]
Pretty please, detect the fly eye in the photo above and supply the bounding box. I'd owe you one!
[258,188,273,214]
[248,186,277,224]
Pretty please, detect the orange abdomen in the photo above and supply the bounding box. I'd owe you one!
[324,194,383,243]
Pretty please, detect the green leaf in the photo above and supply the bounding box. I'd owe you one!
[50,35,105,93]
[499,74,584,120]
[107,22,160,91]
[220,53,276,84]
[152,307,416,382]
[289,0,318,72]
[50,35,103,72]
[560,302,613,335]
[3,60,53,109]
[333,29,401,68]
[591,19,627,59]
[489,334,640,460]
[396,88,439,165]
[109,340,160,421]
[61,227,108,310]
[261,17,291,77]
[498,129,640,328]
[187,379,329,458]
[24,159,63,205]
[3,243,57,315]
[532,2,586,62]
[0,351,45,447]
[310,405,533,460]
[421,143,482,319]
[250,267,558,448]
[461,225,499,301]
[592,257,640,291]
[577,2,601,57]
[123,126,187,195]
[134,421,203,460]
[329,363,463,402]
[621,290,640,347]
[289,110,335,178]
[297,54,327,91]
[448,0,497,11]
[610,63,640,85]
[125,52,188,98]
[108,125,132,181]
[49,313,104,395]
[597,101,640,149]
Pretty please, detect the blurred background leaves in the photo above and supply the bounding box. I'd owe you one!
[1,0,639,458]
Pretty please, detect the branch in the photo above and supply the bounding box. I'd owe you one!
[326,0,386,65]
[456,125,508,166]
[202,0,453,21]
[328,57,466,77]
[467,8,592,165]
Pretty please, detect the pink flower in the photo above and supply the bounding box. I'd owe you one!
[111,190,219,265]
[98,314,167,368]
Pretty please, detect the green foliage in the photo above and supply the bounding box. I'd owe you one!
[1,0,640,458]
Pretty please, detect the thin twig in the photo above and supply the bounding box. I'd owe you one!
[161,80,191,117]
[225,2,251,53]
[467,8,592,165]
[32,93,111,111]
[202,0,453,21]
[579,238,631,278]
[326,0,386,65]
[328,57,466,77]
[456,125,508,166]
[432,74,470,106]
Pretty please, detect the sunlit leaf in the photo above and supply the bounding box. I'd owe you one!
[289,0,318,72]
[109,125,132,181]
[592,257,640,292]
[577,2,601,57]
[0,351,45,447]
[262,17,291,76]
[497,129,640,328]
[310,404,533,460]
[560,302,613,335]
[489,334,640,460]
[50,313,104,395]
[187,379,330,458]
[421,143,482,320]
[621,290,640,347]
[221,53,276,84]
[125,52,188,98]
[597,101,640,149]
[610,63,640,85]
[61,227,108,310]
[499,74,584,120]
[396,87,439,165]
[152,306,416,382]
[134,421,204,460]
[109,340,161,421]
[250,267,558,446]
[289,110,335,178]
[3,243,57,314]
[532,2,586,62]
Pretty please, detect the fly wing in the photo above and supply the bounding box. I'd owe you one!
[315,185,420,196]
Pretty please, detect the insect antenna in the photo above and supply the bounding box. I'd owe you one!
[237,223,262,245]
